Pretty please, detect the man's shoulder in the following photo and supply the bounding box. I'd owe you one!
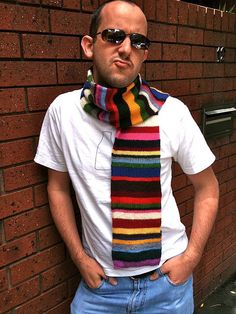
[48,88,82,114]
[161,95,189,120]
[52,88,82,106]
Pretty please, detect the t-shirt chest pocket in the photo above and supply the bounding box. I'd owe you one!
[94,131,113,171]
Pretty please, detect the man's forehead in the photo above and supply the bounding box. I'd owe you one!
[98,1,147,31]
[100,1,143,18]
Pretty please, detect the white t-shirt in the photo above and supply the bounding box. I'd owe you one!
[34,89,215,277]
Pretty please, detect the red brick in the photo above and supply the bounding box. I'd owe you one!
[192,46,215,62]
[0,188,33,220]
[0,277,40,313]
[167,0,178,24]
[216,215,233,233]
[197,5,206,28]
[214,9,222,31]
[4,206,52,241]
[23,34,81,59]
[219,143,236,158]
[45,299,71,314]
[0,112,44,141]
[221,11,229,31]
[177,63,203,79]
[50,10,89,35]
[155,0,168,23]
[174,185,194,204]
[34,183,48,207]
[27,85,80,111]
[0,61,57,87]
[0,139,34,167]
[162,44,191,61]
[10,243,65,285]
[0,88,25,114]
[0,233,36,268]
[190,79,213,94]
[0,3,49,32]
[188,3,198,26]
[42,259,77,291]
[38,225,62,250]
[162,79,190,97]
[178,26,203,45]
[181,212,193,228]
[224,48,235,62]
[41,0,62,6]
[178,95,196,111]
[0,33,20,58]
[229,154,236,167]
[148,23,177,43]
[204,30,226,46]
[225,63,236,77]
[146,62,176,81]
[177,1,188,25]
[3,162,46,192]
[203,63,224,78]
[172,173,187,192]
[15,283,67,314]
[68,275,80,297]
[57,62,90,84]
[0,268,8,292]
[81,0,99,12]
[147,43,162,61]
[18,0,40,3]
[212,158,228,174]
[228,13,236,33]
[62,0,80,10]
[214,77,234,92]
[206,7,214,29]
[143,0,156,21]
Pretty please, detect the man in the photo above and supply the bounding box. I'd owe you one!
[34,1,219,313]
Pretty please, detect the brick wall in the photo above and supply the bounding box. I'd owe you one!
[0,0,235,312]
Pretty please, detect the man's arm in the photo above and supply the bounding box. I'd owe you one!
[160,166,219,284]
[47,169,107,288]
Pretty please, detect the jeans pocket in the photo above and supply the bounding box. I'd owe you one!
[164,274,192,287]
[84,278,106,291]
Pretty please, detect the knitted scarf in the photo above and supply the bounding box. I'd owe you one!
[81,69,169,269]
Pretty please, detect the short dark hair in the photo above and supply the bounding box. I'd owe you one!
[89,0,137,37]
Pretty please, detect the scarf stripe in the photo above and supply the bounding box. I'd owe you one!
[81,70,169,269]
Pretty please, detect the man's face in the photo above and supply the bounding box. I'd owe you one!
[84,1,148,88]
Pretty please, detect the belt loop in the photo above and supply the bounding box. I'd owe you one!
[156,267,164,277]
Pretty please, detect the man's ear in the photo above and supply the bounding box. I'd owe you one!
[143,49,148,62]
[81,35,94,59]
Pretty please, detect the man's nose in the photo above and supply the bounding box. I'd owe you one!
[118,36,132,56]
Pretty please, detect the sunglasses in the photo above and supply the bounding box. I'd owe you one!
[95,28,151,50]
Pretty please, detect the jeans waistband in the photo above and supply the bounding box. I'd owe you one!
[129,269,157,280]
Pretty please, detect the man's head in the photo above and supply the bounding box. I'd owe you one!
[81,0,149,88]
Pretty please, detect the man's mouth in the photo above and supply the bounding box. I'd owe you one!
[113,59,131,68]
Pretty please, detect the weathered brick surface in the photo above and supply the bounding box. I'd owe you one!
[0,32,21,58]
[10,243,65,285]
[4,206,52,240]
[0,139,35,167]
[0,0,235,312]
[0,188,33,220]
[0,233,37,268]
[0,88,26,114]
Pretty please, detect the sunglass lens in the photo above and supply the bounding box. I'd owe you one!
[130,34,150,50]
[103,29,125,44]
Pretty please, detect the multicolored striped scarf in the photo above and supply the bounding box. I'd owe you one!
[81,69,169,269]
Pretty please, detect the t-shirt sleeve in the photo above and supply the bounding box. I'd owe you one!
[174,104,215,175]
[34,99,68,172]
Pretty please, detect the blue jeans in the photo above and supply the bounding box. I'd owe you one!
[70,269,194,314]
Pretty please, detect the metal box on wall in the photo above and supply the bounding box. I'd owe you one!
[202,104,236,139]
